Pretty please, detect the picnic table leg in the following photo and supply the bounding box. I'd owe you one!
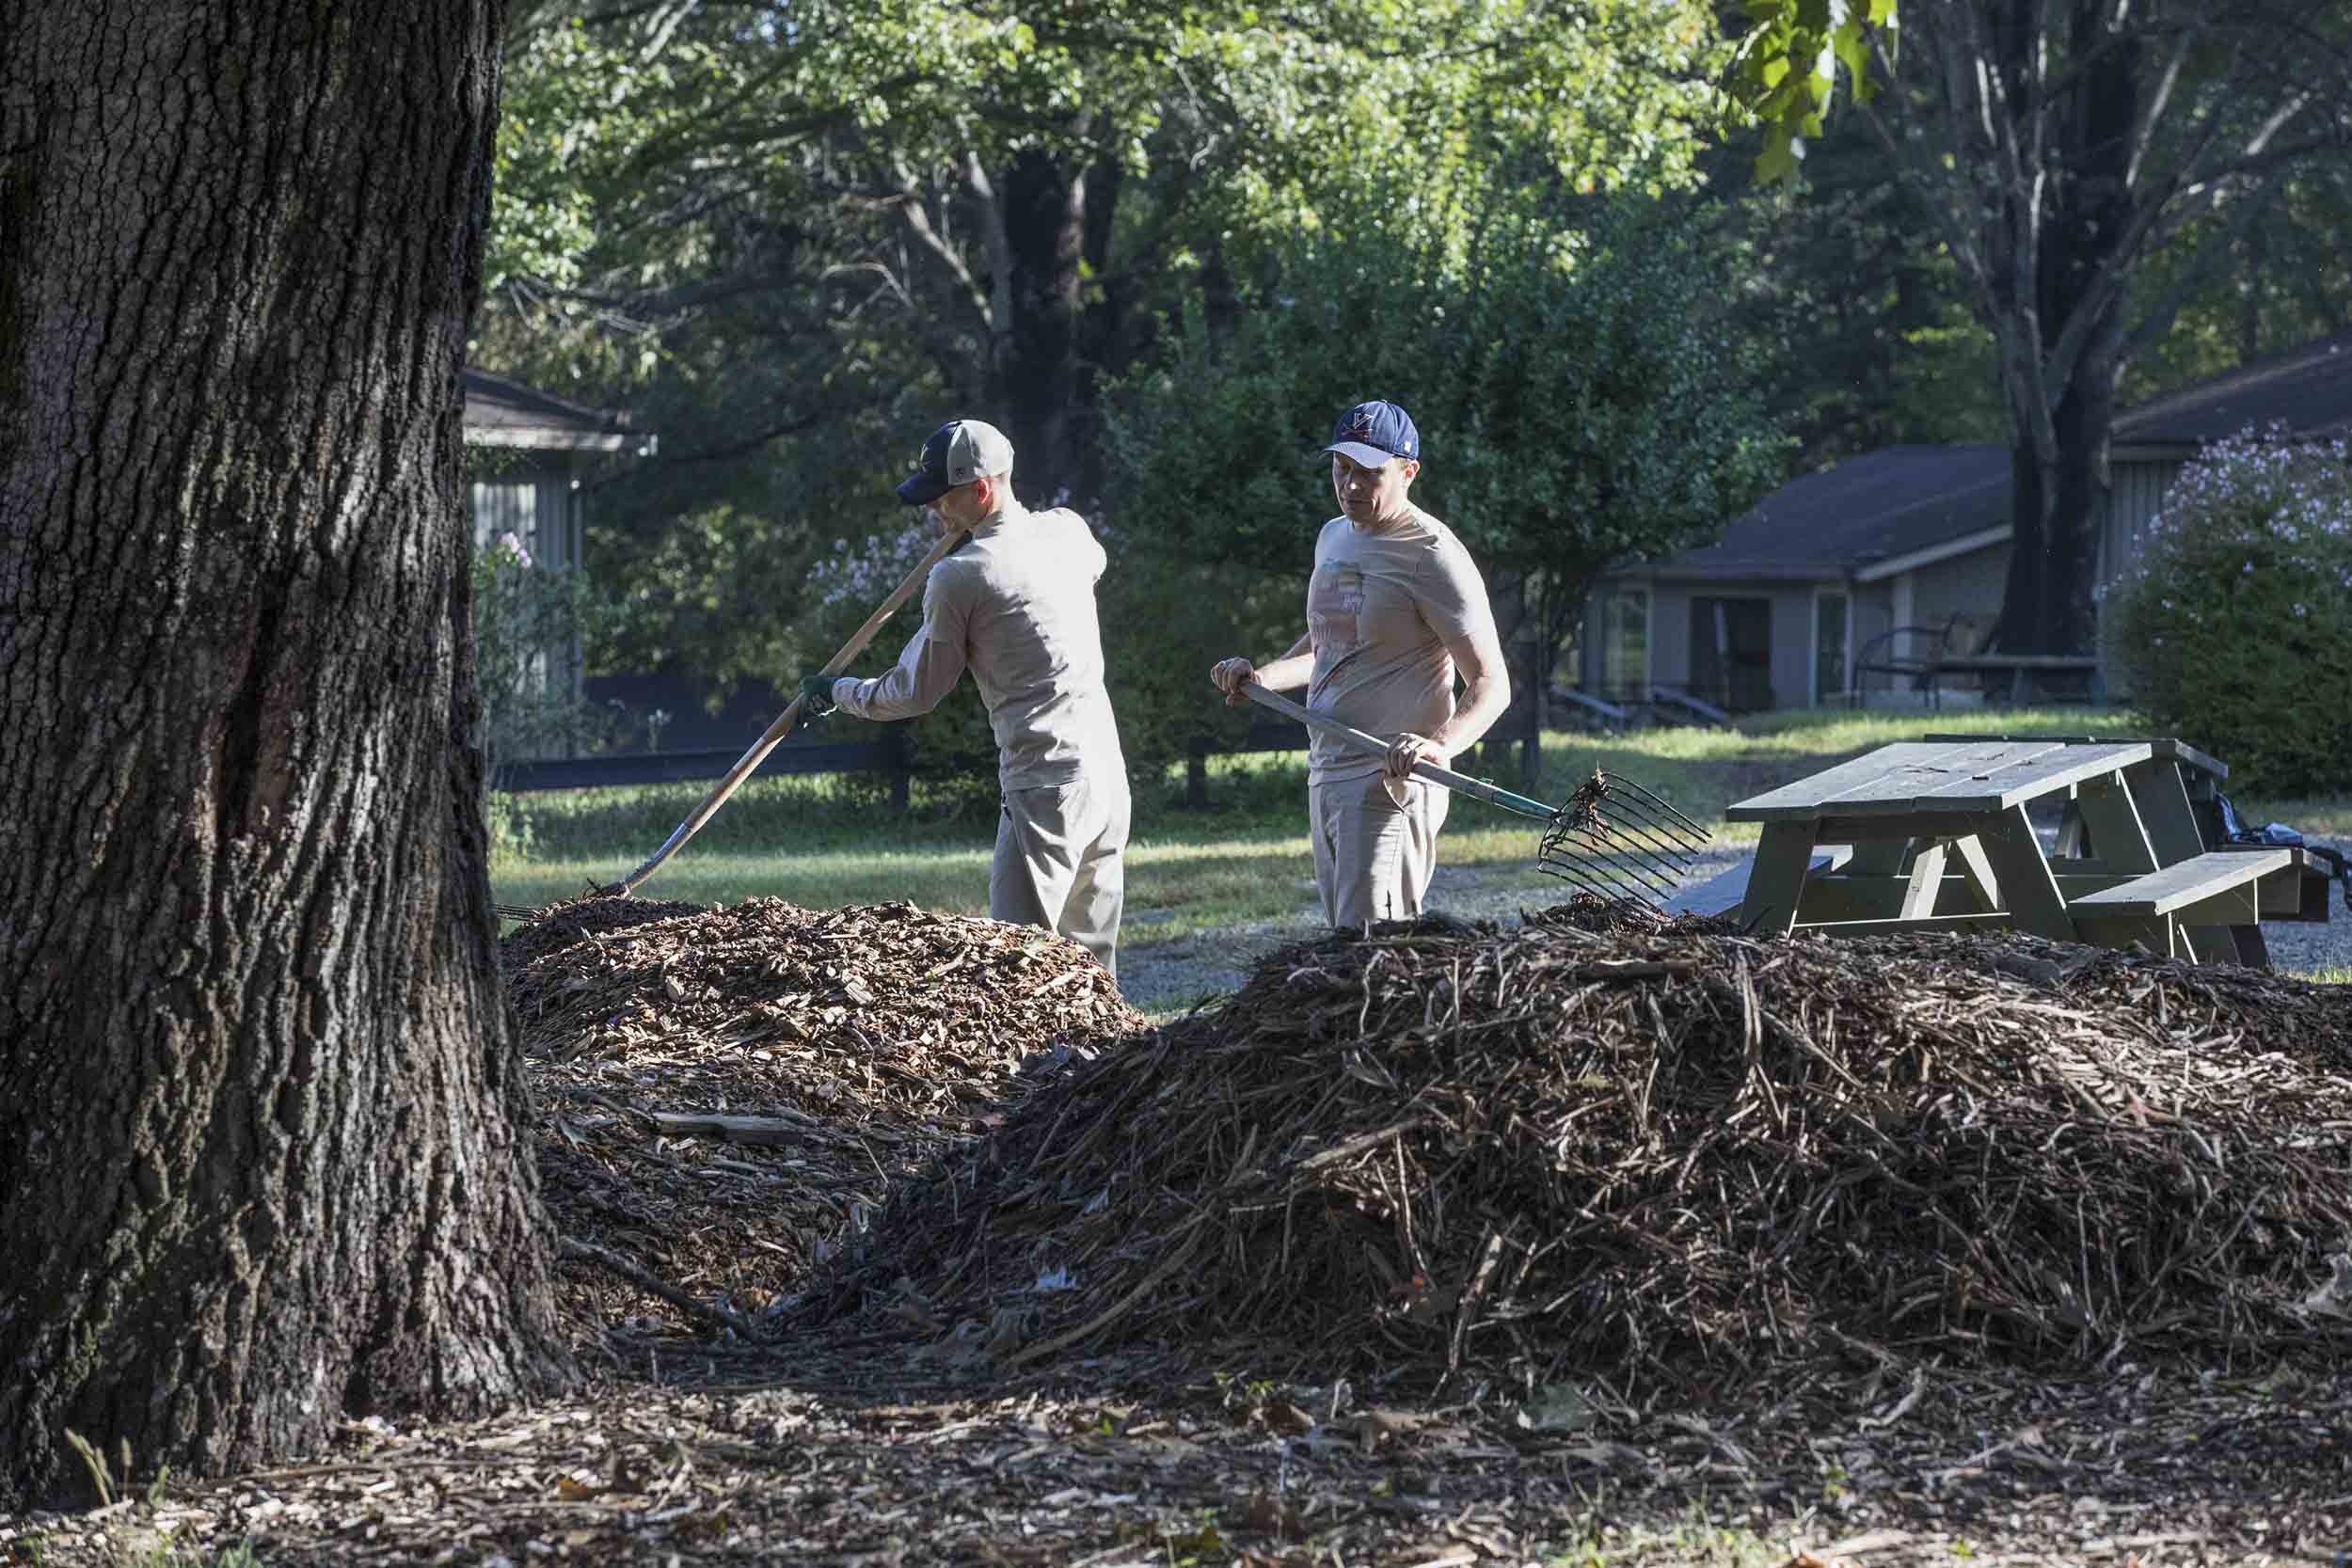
[1973,803,2076,942]
[1899,840,1948,918]
[2052,793,2088,858]
[1740,822,1821,936]
[1947,834,2001,912]
[2073,771,2158,874]
[2123,760,2241,964]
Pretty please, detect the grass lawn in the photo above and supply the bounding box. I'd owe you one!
[494,706,2352,961]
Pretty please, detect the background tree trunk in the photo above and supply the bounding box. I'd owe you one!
[993,146,1092,507]
[0,0,570,1509]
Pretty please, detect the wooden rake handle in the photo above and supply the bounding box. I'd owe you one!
[1235,681,1555,822]
[603,525,972,897]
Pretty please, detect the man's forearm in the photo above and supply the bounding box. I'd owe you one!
[1431,673,1510,757]
[1254,633,1313,692]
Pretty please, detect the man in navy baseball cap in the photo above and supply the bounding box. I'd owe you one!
[1209,394,1510,930]
[1321,400,1420,467]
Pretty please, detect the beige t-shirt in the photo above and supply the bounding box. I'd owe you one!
[1304,509,1497,785]
[834,505,1125,791]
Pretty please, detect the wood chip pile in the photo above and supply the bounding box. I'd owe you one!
[809,906,2352,1393]
[498,896,1143,1337]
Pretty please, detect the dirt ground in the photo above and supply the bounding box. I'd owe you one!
[6,898,2350,1568]
[6,1350,2345,1567]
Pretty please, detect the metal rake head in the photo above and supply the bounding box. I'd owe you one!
[1535,768,1712,907]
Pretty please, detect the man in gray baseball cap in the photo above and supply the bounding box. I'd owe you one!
[798,419,1131,974]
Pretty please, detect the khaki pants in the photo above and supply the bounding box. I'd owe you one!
[992,772,1131,976]
[1309,773,1451,930]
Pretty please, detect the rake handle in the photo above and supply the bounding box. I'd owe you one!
[1236,681,1553,821]
[603,524,973,897]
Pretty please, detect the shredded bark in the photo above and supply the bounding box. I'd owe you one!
[806,905,2352,1396]
[8,900,2348,1565]
[501,896,1141,1335]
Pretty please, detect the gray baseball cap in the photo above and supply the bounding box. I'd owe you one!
[897,419,1015,505]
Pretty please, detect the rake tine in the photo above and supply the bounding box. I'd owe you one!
[1600,789,1711,858]
[1548,832,1686,896]
[1609,774,1712,844]
[1560,845,1683,900]
[1577,771,1710,874]
[1569,808,1702,883]
[1535,853,1650,904]
[1588,782,1710,859]
[1541,822,1686,900]
[1549,811,1693,885]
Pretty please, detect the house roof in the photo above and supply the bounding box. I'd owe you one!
[1625,326,2352,585]
[461,368,637,451]
[1633,443,2011,583]
[2111,326,2352,451]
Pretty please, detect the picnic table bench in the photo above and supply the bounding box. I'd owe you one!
[1681,736,2332,967]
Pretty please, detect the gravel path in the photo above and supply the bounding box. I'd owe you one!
[1116,837,2352,1014]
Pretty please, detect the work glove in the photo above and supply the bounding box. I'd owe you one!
[794,673,840,730]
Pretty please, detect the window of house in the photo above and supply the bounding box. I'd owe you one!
[1601,587,1649,702]
[1814,590,1850,705]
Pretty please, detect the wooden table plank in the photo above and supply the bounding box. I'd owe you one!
[1728,740,2152,821]
[2122,757,2239,963]
[1722,747,2051,827]
[2068,847,2293,916]
[1925,733,2228,781]
[1900,742,2151,813]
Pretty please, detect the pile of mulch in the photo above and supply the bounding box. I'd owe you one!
[499,896,1144,1339]
[804,903,2352,1394]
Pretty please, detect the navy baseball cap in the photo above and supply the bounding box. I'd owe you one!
[896,419,1015,505]
[1323,400,1420,467]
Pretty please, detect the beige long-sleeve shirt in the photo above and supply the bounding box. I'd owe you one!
[832,505,1125,790]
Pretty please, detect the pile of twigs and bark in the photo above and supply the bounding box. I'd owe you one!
[807,904,2352,1392]
[498,896,1141,1337]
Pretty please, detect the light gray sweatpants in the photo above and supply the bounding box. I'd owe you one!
[1309,771,1451,930]
[992,771,1131,976]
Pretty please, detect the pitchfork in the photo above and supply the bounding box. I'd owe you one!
[1236,681,1710,906]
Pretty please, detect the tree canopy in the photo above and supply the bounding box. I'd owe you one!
[476,0,1737,690]
[1099,182,1791,709]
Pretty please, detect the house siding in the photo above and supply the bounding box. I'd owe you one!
[469,462,580,570]
[1843,582,1893,702]
[1909,545,2010,641]
[2098,458,2185,592]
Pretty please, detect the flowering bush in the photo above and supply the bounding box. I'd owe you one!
[2106,429,2352,796]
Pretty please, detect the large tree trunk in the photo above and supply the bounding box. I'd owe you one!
[0,0,570,1510]
[1994,0,2137,656]
[993,145,1090,506]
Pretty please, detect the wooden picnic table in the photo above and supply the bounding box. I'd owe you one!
[1706,736,2333,967]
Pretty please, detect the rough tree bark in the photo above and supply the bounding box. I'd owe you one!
[0,0,571,1510]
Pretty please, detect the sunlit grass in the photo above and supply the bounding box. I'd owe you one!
[497,834,1329,950]
[493,706,2349,942]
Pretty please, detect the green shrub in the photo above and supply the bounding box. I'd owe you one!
[2106,430,2352,795]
